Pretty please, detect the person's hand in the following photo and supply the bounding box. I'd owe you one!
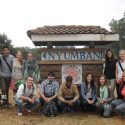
[99,99,104,104]
[101,99,105,103]
[90,100,94,104]
[44,97,51,103]
[87,99,92,104]
[68,100,75,105]
[28,98,35,104]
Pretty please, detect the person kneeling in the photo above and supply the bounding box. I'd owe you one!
[39,71,59,117]
[57,76,80,113]
[15,76,40,116]
[96,75,115,118]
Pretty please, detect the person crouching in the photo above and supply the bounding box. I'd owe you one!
[57,76,80,113]
[15,76,40,116]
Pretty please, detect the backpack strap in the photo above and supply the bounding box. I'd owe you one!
[118,60,125,72]
[2,56,12,72]
[23,83,35,93]
[23,83,26,93]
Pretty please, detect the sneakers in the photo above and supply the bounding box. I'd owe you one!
[18,112,23,116]
[27,109,31,113]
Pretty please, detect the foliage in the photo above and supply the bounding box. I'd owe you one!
[13,47,41,60]
[109,12,125,54]
[0,33,13,53]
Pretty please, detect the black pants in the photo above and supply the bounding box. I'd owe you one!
[81,98,96,111]
[0,76,11,102]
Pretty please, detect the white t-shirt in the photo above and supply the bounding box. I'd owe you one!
[16,83,36,99]
[117,61,125,79]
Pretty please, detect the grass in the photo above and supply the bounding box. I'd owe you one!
[0,90,124,125]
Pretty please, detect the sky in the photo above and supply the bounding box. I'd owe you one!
[0,0,125,48]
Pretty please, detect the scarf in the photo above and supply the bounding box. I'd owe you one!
[100,85,109,100]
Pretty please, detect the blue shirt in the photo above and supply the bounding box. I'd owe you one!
[40,79,59,97]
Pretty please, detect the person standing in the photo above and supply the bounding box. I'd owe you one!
[0,45,14,105]
[11,51,24,95]
[104,49,117,98]
[23,52,41,85]
[116,50,125,98]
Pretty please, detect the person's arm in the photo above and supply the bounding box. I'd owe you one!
[23,60,28,79]
[116,62,119,83]
[57,84,65,102]
[104,89,115,103]
[16,84,29,101]
[81,83,87,101]
[35,62,41,82]
[32,84,37,99]
[39,81,46,100]
[73,85,80,101]
[92,83,97,102]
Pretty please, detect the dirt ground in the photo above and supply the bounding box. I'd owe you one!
[0,90,125,125]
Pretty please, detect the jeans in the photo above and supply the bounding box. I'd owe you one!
[57,100,80,112]
[96,101,112,116]
[111,99,125,114]
[15,98,40,113]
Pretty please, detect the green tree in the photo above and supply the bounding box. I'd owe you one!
[109,12,125,52]
[0,33,13,52]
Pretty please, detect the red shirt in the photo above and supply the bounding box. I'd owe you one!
[121,86,125,99]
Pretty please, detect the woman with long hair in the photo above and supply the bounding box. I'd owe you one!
[11,51,24,95]
[81,73,96,111]
[104,49,117,98]
[116,49,125,98]
[96,75,115,117]
[111,72,125,117]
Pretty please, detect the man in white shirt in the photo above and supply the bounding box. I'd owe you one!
[15,76,40,116]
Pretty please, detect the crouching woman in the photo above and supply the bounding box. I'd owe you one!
[15,76,40,116]
[96,75,115,118]
[111,72,125,117]
[81,73,97,112]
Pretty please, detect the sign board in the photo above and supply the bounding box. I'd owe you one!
[41,50,104,61]
[62,64,82,84]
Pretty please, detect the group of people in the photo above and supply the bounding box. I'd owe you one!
[0,45,40,108]
[0,45,125,118]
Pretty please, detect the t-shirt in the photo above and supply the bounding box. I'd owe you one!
[121,86,125,98]
[16,83,36,99]
[117,61,125,80]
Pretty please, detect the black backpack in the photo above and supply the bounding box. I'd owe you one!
[43,101,57,117]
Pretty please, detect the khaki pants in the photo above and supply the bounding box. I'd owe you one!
[107,79,117,98]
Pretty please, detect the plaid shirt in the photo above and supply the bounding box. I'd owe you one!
[40,79,59,97]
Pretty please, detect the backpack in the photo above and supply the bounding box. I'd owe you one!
[43,101,57,117]
[13,80,26,93]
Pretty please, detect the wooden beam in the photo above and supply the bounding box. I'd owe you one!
[38,60,104,64]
